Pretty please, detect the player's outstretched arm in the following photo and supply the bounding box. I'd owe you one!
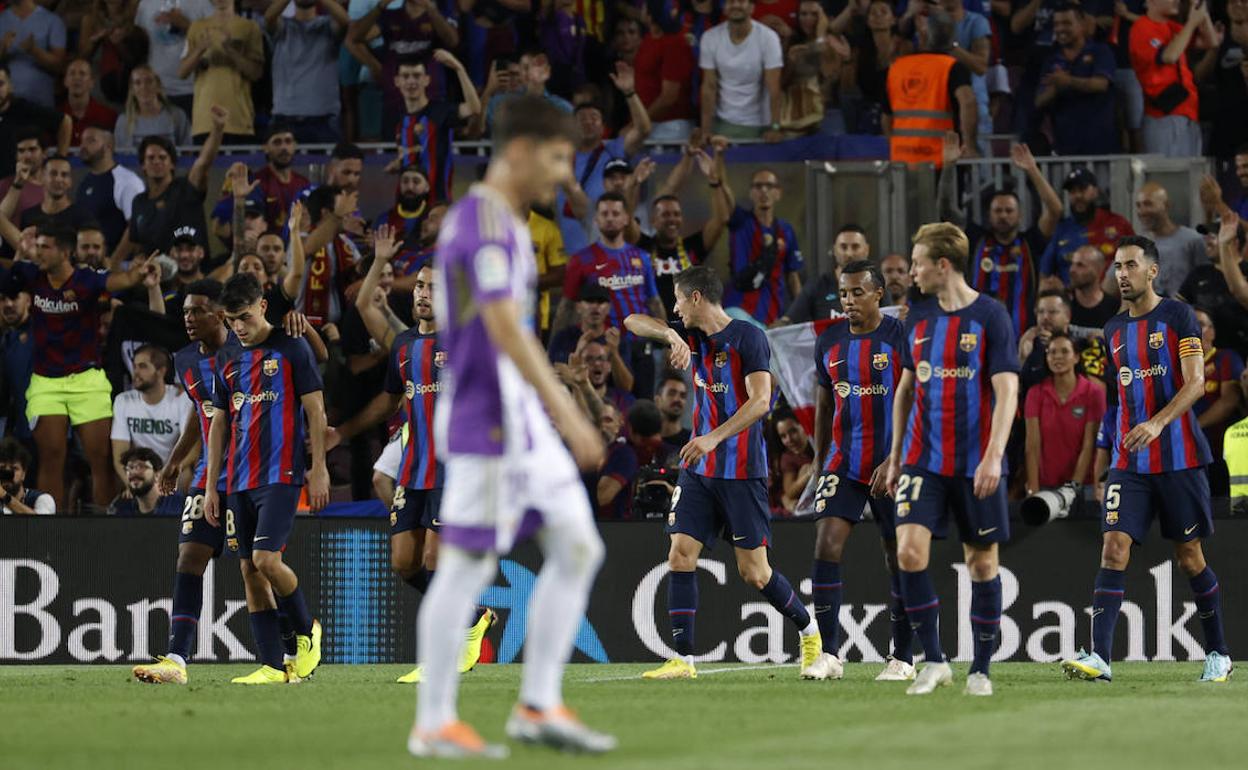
[203,410,229,525]
[624,313,690,369]
[972,371,1019,499]
[302,392,331,512]
[881,368,916,496]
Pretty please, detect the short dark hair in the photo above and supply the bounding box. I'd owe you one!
[840,259,884,290]
[655,369,686,395]
[0,61,10,78]
[836,223,866,238]
[263,124,295,143]
[120,446,164,472]
[651,194,680,210]
[220,273,265,312]
[493,95,579,153]
[331,142,364,161]
[305,184,342,225]
[1053,1,1085,15]
[134,343,171,373]
[13,125,43,145]
[1036,287,1070,307]
[184,278,223,305]
[989,187,1020,205]
[396,55,429,72]
[0,437,32,472]
[36,224,75,253]
[627,399,663,438]
[674,265,723,305]
[42,153,70,169]
[596,191,628,209]
[1236,143,1248,158]
[138,135,177,162]
[1117,234,1160,264]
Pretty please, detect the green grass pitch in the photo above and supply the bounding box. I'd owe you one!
[1,662,1244,770]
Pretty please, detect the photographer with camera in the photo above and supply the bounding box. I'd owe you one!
[595,400,679,520]
[0,437,54,514]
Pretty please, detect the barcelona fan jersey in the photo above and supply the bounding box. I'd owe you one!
[562,243,659,330]
[722,206,802,325]
[385,328,444,490]
[966,224,1046,338]
[681,319,770,479]
[1106,299,1212,473]
[175,335,240,492]
[4,262,109,377]
[815,316,907,484]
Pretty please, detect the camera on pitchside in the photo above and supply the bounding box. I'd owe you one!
[1020,481,1080,526]
[633,463,676,520]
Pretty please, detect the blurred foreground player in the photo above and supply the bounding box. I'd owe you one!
[410,96,615,758]
[1061,236,1232,683]
[626,266,822,681]
[204,274,328,685]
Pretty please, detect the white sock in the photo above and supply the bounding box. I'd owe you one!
[166,653,186,667]
[416,546,498,733]
[518,517,605,712]
[799,619,819,637]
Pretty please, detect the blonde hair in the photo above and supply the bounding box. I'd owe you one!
[912,222,970,273]
[124,65,174,136]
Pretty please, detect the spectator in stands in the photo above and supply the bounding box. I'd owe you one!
[374,165,431,267]
[109,343,192,493]
[1210,2,1248,161]
[77,127,145,252]
[780,1,850,136]
[113,65,193,151]
[0,127,46,214]
[774,223,870,327]
[78,0,148,107]
[61,59,118,147]
[298,183,362,331]
[654,367,690,441]
[549,285,632,380]
[722,168,803,325]
[76,225,109,270]
[846,0,912,134]
[386,51,480,204]
[1023,331,1105,496]
[473,54,523,136]
[593,402,638,520]
[1132,180,1205,297]
[699,0,784,140]
[0,0,67,108]
[881,251,912,311]
[298,142,367,246]
[940,0,991,157]
[1040,167,1134,288]
[583,338,637,421]
[178,0,265,143]
[0,63,72,178]
[1067,245,1120,332]
[636,0,697,142]
[1182,212,1248,358]
[1018,288,1110,394]
[1193,307,1244,496]
[1129,0,1215,157]
[773,411,814,515]
[109,446,182,516]
[1036,3,1119,156]
[539,3,588,99]
[0,437,53,514]
[238,126,310,229]
[1,156,87,238]
[1110,0,1147,153]
[127,107,225,259]
[0,291,33,443]
[135,0,212,118]
[265,0,350,144]
[940,139,1060,337]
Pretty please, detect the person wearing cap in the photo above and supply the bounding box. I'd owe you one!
[548,284,634,388]
[1039,166,1134,289]
[1035,3,1119,156]
[75,126,145,252]
[699,0,784,141]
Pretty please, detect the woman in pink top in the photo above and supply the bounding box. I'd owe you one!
[1024,332,1107,495]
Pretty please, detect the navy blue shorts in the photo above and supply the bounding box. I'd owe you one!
[666,470,771,550]
[390,486,443,535]
[1103,467,1212,544]
[895,465,1010,543]
[179,488,224,557]
[226,484,302,559]
[812,473,897,541]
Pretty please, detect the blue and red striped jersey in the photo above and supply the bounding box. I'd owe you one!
[4,262,109,377]
[1106,299,1212,473]
[384,328,444,490]
[174,335,240,492]
[212,329,323,492]
[562,243,659,330]
[966,224,1046,338]
[682,319,770,479]
[901,295,1020,477]
[815,316,907,484]
[394,101,461,205]
[722,206,803,325]
[374,202,428,271]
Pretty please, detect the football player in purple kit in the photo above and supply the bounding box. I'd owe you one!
[804,261,914,682]
[883,222,1020,697]
[409,95,615,759]
[627,265,823,682]
[1062,235,1233,684]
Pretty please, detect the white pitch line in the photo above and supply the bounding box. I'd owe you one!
[580,663,799,683]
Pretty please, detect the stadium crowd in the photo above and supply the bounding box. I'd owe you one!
[4,0,1248,519]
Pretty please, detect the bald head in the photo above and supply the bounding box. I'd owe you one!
[1068,243,1106,290]
[1134,181,1171,232]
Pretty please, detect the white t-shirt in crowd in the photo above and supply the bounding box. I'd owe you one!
[110,387,194,464]
[698,20,784,128]
[3,491,55,515]
[136,0,214,98]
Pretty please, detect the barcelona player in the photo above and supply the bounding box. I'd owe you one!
[1061,236,1233,683]
[627,266,823,681]
[884,222,1020,696]
[805,261,913,682]
[203,273,328,685]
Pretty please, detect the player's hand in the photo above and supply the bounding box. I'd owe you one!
[869,462,891,498]
[882,458,901,498]
[1093,481,1105,503]
[284,310,310,338]
[325,426,343,452]
[665,330,691,369]
[972,455,1003,499]
[562,413,606,471]
[680,434,719,466]
[306,465,330,512]
[204,488,221,526]
[158,462,181,496]
[1121,418,1162,452]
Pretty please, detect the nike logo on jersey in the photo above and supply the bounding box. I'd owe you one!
[977,527,998,536]
[1184,524,1198,536]
[732,535,747,541]
[254,536,270,543]
[828,359,845,368]
[1113,344,1126,355]
[432,519,442,527]
[914,337,931,346]
[594,263,608,270]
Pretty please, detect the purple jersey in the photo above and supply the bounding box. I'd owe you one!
[1106,298,1212,473]
[682,319,770,479]
[174,335,240,491]
[4,262,109,377]
[434,185,541,457]
[211,328,323,492]
[901,295,1020,478]
[815,315,907,484]
[384,327,444,490]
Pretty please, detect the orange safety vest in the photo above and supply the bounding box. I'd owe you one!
[886,53,957,168]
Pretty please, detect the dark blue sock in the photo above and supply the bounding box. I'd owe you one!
[760,570,811,630]
[403,567,431,593]
[1190,567,1229,655]
[168,572,203,661]
[970,577,1002,676]
[249,610,284,669]
[1091,568,1126,661]
[889,570,913,664]
[277,609,297,657]
[811,560,842,654]
[275,586,313,637]
[899,569,943,664]
[668,571,697,656]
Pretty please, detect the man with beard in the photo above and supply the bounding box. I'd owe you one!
[654,370,690,449]
[75,128,144,252]
[75,225,108,270]
[108,447,184,516]
[110,343,193,493]
[940,137,1060,337]
[774,224,873,328]
[881,252,914,311]
[1040,167,1134,288]
[1,155,87,238]
[0,437,54,514]
[1068,245,1120,332]
[722,168,804,325]
[214,126,310,230]
[375,166,432,264]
